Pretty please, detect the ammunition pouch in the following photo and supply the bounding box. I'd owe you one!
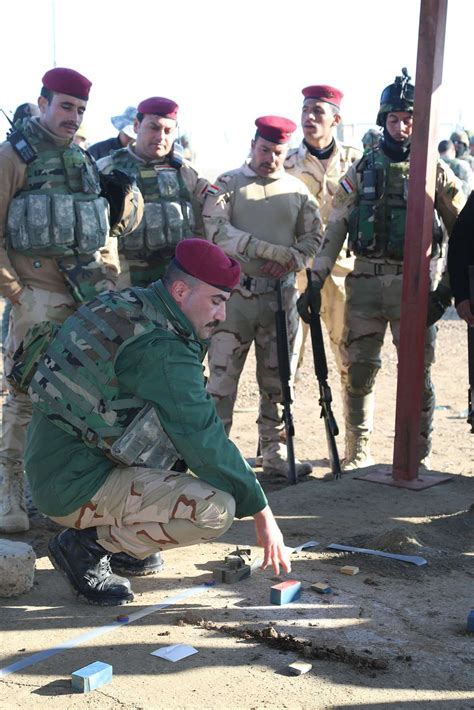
[120,167,194,256]
[348,203,377,257]
[109,402,180,469]
[7,193,109,255]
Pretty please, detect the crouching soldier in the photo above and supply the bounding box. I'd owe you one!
[19,239,291,605]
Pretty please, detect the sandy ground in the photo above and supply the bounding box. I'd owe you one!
[0,302,473,710]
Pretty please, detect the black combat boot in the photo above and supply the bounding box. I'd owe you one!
[48,527,134,606]
[110,551,165,576]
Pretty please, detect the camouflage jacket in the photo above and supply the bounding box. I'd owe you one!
[285,141,361,225]
[312,145,466,286]
[202,162,323,278]
[97,144,209,239]
[440,156,472,197]
[0,119,119,301]
[285,140,361,277]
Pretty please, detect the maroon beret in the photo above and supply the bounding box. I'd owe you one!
[255,116,296,144]
[302,85,344,109]
[42,67,92,101]
[137,97,179,120]
[174,239,240,292]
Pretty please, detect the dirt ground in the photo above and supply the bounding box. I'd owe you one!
[0,303,473,710]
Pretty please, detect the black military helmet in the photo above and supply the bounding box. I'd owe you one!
[376,68,415,127]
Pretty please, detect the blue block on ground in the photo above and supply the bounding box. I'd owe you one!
[467,610,474,632]
[270,579,301,605]
[311,582,332,594]
[71,661,113,693]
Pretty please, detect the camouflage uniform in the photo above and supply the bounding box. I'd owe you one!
[440,155,472,197]
[203,163,322,473]
[97,145,209,288]
[311,146,464,466]
[49,467,235,559]
[285,141,361,376]
[24,282,266,557]
[450,131,474,172]
[0,117,120,532]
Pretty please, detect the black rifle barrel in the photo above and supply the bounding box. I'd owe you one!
[306,268,342,478]
[468,266,474,433]
[275,281,297,485]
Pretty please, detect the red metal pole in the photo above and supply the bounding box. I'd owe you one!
[392,0,448,481]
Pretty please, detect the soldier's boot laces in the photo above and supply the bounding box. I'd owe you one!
[0,469,29,533]
[48,527,134,606]
[343,434,375,471]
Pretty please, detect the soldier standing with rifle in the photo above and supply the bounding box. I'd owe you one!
[448,193,474,431]
[203,116,322,480]
[299,69,465,473]
[285,85,361,381]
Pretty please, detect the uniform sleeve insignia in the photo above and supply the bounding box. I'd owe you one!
[206,184,221,196]
[340,176,354,194]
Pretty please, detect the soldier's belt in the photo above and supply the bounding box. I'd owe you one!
[354,259,403,276]
[239,272,296,294]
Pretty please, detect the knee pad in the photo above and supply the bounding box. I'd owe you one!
[347,363,378,396]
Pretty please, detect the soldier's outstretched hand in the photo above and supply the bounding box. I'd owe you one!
[253,506,291,575]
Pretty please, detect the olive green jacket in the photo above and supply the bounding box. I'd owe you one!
[25,280,267,519]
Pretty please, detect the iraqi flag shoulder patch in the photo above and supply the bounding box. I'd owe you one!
[206,184,221,196]
[340,176,354,194]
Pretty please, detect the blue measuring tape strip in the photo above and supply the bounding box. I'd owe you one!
[0,538,317,678]
[0,585,207,678]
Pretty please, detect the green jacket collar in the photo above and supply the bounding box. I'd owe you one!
[148,280,208,353]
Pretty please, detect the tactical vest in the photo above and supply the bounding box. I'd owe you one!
[6,119,110,256]
[109,148,195,257]
[347,149,441,261]
[28,287,181,469]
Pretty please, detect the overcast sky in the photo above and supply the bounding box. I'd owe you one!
[0,0,471,175]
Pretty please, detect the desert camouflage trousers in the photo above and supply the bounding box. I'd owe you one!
[341,267,436,459]
[0,286,76,476]
[50,466,236,559]
[294,269,348,378]
[207,284,298,466]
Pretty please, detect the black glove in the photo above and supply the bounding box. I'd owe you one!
[297,282,322,324]
[427,283,452,326]
[100,169,144,238]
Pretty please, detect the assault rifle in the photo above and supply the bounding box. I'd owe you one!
[304,269,342,479]
[275,281,297,485]
[468,265,474,433]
